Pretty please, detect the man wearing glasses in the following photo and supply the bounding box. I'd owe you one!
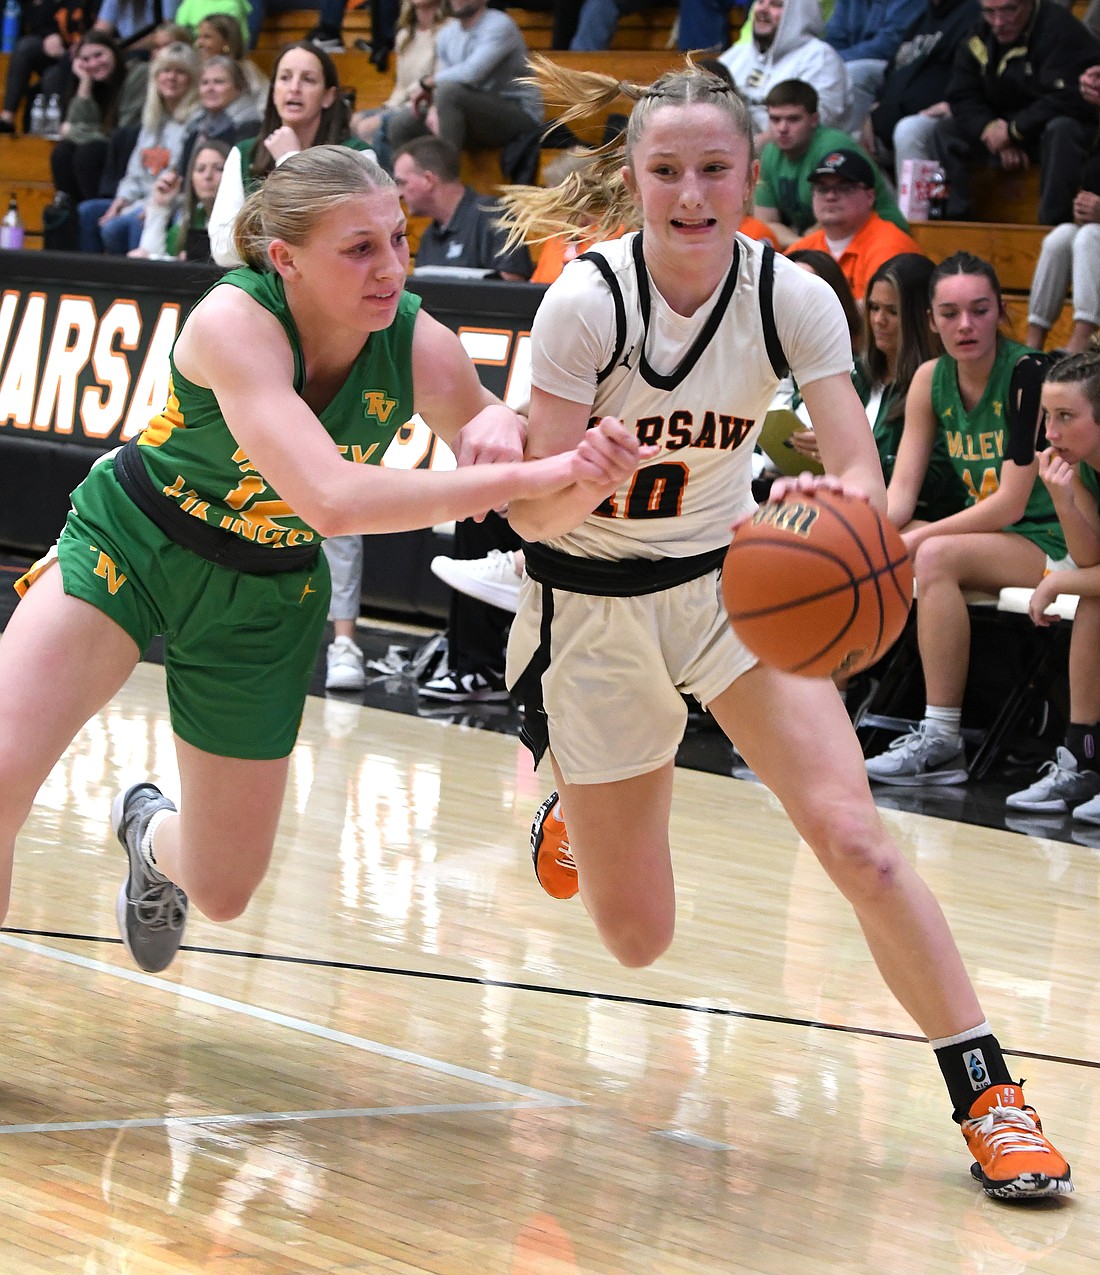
[931,0,1100,224]
[785,147,923,301]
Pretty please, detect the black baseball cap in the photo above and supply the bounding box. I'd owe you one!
[808,149,875,188]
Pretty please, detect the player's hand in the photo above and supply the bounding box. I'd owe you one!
[452,404,526,467]
[1038,446,1077,505]
[1028,575,1063,627]
[999,146,1029,172]
[571,416,656,488]
[732,473,871,534]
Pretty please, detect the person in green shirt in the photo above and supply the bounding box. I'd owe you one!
[0,145,646,977]
[755,77,908,247]
[865,252,1067,786]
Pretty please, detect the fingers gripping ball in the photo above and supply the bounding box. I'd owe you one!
[722,491,913,678]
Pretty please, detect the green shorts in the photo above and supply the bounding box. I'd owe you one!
[34,455,331,760]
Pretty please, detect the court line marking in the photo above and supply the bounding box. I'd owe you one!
[0,934,580,1135]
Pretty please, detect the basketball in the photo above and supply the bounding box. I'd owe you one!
[722,490,913,678]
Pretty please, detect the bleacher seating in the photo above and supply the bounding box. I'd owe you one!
[0,0,1082,358]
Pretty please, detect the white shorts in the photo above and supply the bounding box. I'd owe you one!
[506,569,757,786]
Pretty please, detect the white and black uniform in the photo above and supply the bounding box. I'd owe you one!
[507,231,852,785]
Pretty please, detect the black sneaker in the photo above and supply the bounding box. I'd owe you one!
[419,668,509,702]
[112,783,188,973]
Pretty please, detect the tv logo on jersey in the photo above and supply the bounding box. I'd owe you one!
[965,1047,989,1090]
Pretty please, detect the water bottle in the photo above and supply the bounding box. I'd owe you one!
[0,194,24,250]
[29,93,45,136]
[2,0,20,56]
[928,166,950,221]
[44,93,61,139]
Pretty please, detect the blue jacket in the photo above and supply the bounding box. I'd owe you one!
[824,0,927,63]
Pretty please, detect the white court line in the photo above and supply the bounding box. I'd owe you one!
[0,934,579,1134]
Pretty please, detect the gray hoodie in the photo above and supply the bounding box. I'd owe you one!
[719,0,849,132]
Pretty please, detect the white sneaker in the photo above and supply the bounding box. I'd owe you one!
[325,635,365,691]
[864,723,968,786]
[1072,789,1100,826]
[1006,747,1100,813]
[430,550,521,614]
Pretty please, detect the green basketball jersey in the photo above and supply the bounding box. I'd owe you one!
[135,267,420,552]
[930,339,1064,557]
[854,365,967,523]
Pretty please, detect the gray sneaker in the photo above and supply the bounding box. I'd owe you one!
[1072,789,1100,826]
[112,783,188,972]
[1007,747,1100,813]
[865,724,968,787]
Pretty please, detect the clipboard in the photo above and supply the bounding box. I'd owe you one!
[757,408,825,477]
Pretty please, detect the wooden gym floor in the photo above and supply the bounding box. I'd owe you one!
[0,568,1098,1271]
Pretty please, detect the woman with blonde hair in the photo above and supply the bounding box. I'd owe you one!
[0,145,644,981]
[77,40,201,253]
[502,56,1071,1202]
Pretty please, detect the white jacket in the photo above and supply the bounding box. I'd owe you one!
[719,0,849,132]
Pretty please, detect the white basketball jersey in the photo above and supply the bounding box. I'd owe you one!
[530,231,850,560]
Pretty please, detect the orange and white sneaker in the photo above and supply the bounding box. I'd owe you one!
[963,1083,1073,1200]
[530,791,577,899]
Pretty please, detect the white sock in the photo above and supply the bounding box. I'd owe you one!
[140,808,173,870]
[929,1019,991,1051]
[923,706,962,742]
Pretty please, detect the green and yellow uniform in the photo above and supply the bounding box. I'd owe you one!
[853,366,967,524]
[930,339,1066,559]
[17,268,420,759]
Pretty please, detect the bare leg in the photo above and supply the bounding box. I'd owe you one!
[1024,323,1048,350]
[150,741,291,922]
[0,565,139,919]
[711,666,983,1038]
[1068,320,1099,354]
[914,532,1047,708]
[549,753,677,968]
[1069,596,1100,722]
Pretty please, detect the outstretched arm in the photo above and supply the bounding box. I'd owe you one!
[173,288,639,538]
[507,386,654,542]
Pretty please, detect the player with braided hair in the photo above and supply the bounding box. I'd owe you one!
[502,56,1073,1201]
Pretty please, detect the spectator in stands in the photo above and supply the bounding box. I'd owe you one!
[207,41,371,266]
[174,52,259,177]
[350,0,450,173]
[394,134,533,277]
[174,0,249,47]
[77,40,201,253]
[871,0,980,186]
[93,0,182,45]
[385,0,544,159]
[784,146,921,301]
[307,0,399,65]
[864,253,1067,786]
[567,0,663,50]
[823,0,924,136]
[857,252,966,520]
[756,79,906,248]
[1025,65,1100,356]
[192,12,269,113]
[1007,351,1100,821]
[48,31,143,211]
[718,0,848,142]
[932,0,1100,226]
[676,0,737,51]
[0,0,91,134]
[129,136,228,257]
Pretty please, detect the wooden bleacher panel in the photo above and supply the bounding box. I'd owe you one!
[969,164,1042,226]
[0,132,55,248]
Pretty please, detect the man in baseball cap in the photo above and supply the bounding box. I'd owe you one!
[788,147,925,301]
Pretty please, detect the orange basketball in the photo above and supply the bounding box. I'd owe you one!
[722,490,913,678]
